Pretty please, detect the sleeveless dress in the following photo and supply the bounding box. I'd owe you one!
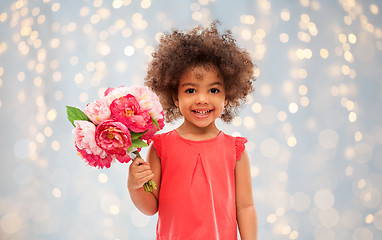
[151,130,247,240]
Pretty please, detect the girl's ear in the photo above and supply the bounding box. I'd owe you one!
[172,94,179,107]
[224,98,228,107]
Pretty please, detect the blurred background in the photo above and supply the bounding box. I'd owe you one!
[1,0,382,239]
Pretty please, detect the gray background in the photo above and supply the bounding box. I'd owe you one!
[0,0,382,239]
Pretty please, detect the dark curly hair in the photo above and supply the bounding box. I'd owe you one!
[145,21,256,123]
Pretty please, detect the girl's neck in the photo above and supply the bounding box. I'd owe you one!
[176,122,220,141]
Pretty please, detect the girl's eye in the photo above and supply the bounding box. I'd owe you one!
[185,88,195,94]
[210,88,220,94]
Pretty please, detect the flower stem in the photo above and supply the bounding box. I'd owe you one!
[134,150,157,193]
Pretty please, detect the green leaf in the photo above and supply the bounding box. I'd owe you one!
[66,106,91,127]
[130,131,147,140]
[152,117,160,130]
[128,145,134,152]
[131,138,149,148]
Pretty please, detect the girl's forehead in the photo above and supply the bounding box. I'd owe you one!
[181,64,223,83]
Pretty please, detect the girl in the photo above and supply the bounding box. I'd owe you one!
[128,22,258,240]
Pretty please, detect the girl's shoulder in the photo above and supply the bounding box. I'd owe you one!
[151,129,176,141]
[220,132,248,160]
[220,131,248,143]
[151,130,177,157]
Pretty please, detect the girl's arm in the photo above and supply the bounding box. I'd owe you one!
[235,150,258,240]
[128,144,161,216]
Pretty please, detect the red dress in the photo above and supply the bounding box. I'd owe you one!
[152,130,247,240]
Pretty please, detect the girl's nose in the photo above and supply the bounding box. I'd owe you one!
[196,93,208,104]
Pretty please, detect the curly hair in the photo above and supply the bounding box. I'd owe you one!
[145,21,256,123]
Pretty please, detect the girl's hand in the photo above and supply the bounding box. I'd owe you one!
[128,157,154,191]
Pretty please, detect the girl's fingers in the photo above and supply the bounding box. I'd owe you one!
[141,174,154,184]
[132,164,151,173]
[132,158,150,168]
[134,169,153,179]
[131,172,154,189]
[137,173,154,186]
[133,157,146,165]
[131,157,149,168]
[128,158,154,189]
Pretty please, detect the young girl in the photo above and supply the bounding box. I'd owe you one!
[128,22,258,239]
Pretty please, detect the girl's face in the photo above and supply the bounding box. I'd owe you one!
[173,64,227,131]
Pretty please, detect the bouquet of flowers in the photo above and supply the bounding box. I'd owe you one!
[66,85,164,193]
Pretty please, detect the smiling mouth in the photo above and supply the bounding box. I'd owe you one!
[192,110,212,115]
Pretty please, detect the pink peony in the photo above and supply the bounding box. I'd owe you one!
[129,85,164,123]
[104,87,115,96]
[84,98,111,125]
[140,117,165,140]
[95,119,132,156]
[110,94,152,133]
[103,86,130,106]
[115,154,131,163]
[73,120,104,156]
[76,146,113,169]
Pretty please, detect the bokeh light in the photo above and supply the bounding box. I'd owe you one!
[1,0,382,239]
